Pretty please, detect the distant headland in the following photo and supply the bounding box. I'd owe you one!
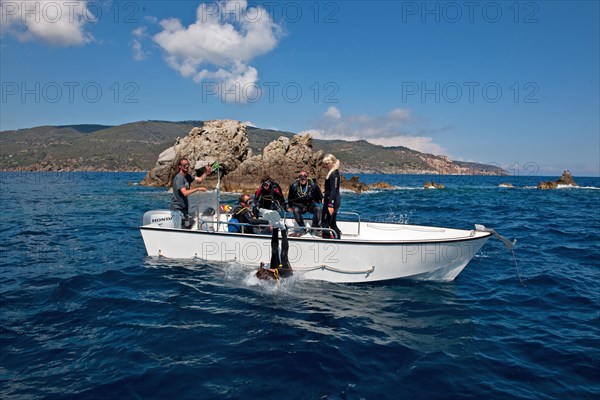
[1,119,507,177]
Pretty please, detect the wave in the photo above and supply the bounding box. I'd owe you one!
[358,185,600,191]
[343,186,419,194]
[504,185,600,190]
[571,186,600,190]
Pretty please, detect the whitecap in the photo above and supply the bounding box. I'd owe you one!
[363,186,422,191]
[556,184,578,189]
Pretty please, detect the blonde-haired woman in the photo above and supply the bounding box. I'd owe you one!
[321,154,342,239]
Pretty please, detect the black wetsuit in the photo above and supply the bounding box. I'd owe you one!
[269,228,293,278]
[322,169,342,239]
[254,182,285,210]
[288,179,323,229]
[234,206,269,234]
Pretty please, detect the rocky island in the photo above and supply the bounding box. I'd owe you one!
[537,171,578,189]
[141,120,389,193]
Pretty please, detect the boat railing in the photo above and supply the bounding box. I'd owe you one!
[303,226,339,239]
[197,206,361,239]
[199,219,272,234]
[270,210,342,239]
[280,210,361,237]
[198,219,340,238]
[337,211,361,236]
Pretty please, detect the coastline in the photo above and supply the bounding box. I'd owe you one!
[2,170,597,180]
[0,167,507,175]
[0,120,508,176]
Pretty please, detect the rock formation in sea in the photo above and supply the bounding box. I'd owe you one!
[141,119,250,187]
[424,181,445,189]
[342,176,370,193]
[369,182,394,190]
[141,119,391,194]
[537,170,578,189]
[141,120,332,193]
[222,133,325,193]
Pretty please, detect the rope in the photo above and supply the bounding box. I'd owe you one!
[475,225,525,287]
[475,224,516,251]
[510,248,525,287]
[293,264,375,275]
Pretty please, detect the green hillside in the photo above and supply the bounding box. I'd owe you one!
[1,121,200,171]
[246,127,295,155]
[0,120,507,175]
[313,140,432,172]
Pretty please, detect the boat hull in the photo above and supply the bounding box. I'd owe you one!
[140,224,491,283]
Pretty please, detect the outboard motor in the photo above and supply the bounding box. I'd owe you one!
[142,210,175,228]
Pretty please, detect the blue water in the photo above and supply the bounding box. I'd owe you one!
[1,172,599,399]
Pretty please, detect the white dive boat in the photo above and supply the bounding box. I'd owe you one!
[140,191,496,283]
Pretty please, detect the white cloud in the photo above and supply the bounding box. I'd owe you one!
[152,0,283,102]
[131,27,148,61]
[324,106,342,119]
[368,136,445,155]
[306,107,448,155]
[0,0,95,46]
[387,108,411,121]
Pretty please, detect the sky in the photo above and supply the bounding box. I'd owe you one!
[1,0,598,176]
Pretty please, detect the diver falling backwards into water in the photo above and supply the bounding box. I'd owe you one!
[256,228,293,280]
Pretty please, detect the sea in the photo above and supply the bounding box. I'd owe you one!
[1,172,599,400]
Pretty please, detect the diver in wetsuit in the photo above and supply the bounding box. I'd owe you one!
[256,228,293,280]
[233,194,270,234]
[254,175,285,211]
